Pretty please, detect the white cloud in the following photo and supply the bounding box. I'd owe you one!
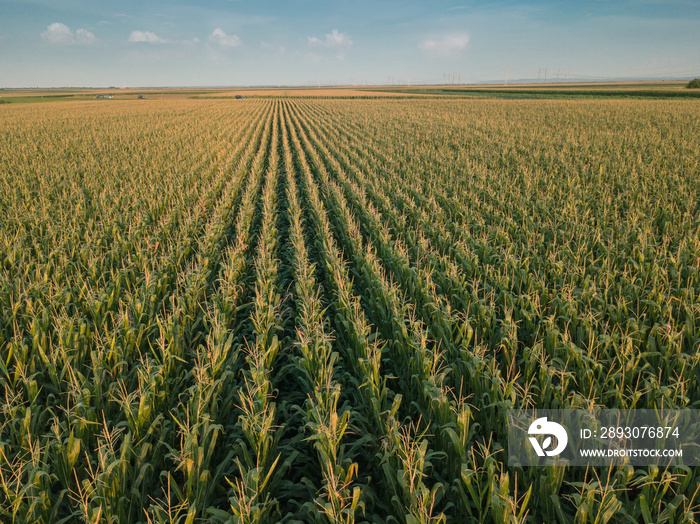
[76,28,96,45]
[42,23,73,44]
[209,28,241,48]
[307,29,352,60]
[308,29,353,49]
[129,30,170,44]
[419,33,470,57]
[42,22,95,45]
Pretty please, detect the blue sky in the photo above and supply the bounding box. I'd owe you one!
[1,0,698,87]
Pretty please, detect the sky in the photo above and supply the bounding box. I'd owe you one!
[0,0,699,87]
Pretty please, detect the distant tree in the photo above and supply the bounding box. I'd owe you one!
[686,78,700,89]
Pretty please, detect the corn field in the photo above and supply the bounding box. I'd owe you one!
[1,96,699,523]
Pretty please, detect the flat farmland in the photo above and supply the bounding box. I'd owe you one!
[1,95,699,523]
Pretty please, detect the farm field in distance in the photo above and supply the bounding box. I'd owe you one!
[1,90,699,523]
